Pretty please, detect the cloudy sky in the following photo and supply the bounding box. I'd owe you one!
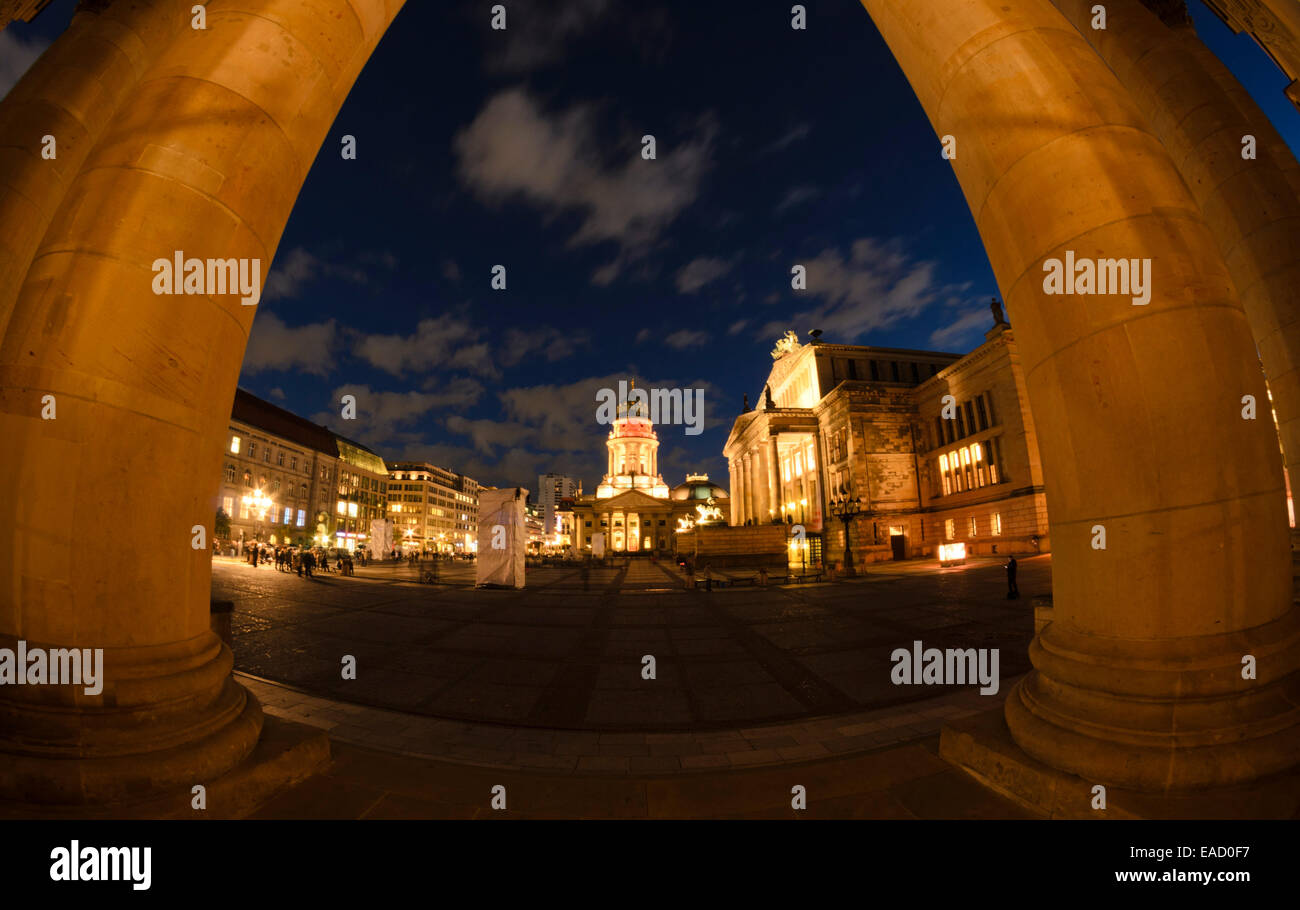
[5,1,1299,491]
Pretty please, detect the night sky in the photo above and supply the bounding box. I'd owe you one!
[4,1,1299,492]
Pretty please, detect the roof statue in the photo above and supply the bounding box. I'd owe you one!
[771,330,802,360]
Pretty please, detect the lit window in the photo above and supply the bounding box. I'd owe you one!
[991,513,1002,535]
[348,503,358,518]
[222,496,233,516]
[794,453,803,477]
[296,510,306,527]
[284,507,292,525]
[945,518,955,540]
[337,500,346,516]
[230,436,241,454]
[969,516,977,537]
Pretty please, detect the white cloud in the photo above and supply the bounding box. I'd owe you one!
[263,246,380,301]
[664,329,708,349]
[774,184,820,214]
[0,32,48,102]
[760,238,968,343]
[675,256,733,294]
[314,381,484,453]
[761,123,811,155]
[354,314,491,377]
[485,0,609,74]
[242,313,337,377]
[727,319,748,335]
[455,89,715,284]
[929,306,990,350]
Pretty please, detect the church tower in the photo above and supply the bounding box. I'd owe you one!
[595,380,670,498]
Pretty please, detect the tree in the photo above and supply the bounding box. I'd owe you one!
[215,507,231,540]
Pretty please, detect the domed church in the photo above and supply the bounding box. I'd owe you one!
[566,386,727,557]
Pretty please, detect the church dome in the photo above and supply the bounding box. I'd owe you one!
[670,473,729,501]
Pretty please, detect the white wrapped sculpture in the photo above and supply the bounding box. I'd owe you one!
[476,487,527,588]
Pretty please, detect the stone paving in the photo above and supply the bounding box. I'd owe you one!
[214,555,1050,732]
[244,731,1035,819]
[239,670,1014,775]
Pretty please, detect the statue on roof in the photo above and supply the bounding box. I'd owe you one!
[771,330,801,360]
[990,297,1007,326]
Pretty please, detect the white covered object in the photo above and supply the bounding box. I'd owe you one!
[476,487,527,588]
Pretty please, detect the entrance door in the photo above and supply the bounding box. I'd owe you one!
[890,533,906,561]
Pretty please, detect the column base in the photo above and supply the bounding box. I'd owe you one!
[1005,609,1300,791]
[941,706,1300,819]
[0,633,265,806]
[0,713,330,819]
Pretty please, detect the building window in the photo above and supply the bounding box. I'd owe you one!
[230,436,241,454]
[290,456,298,471]
[243,471,252,488]
[296,509,306,527]
[224,464,235,483]
[969,516,978,537]
[240,500,250,519]
[945,518,955,540]
[248,443,257,459]
[939,454,951,496]
[263,448,270,463]
[973,443,987,487]
[271,479,280,493]
[337,500,346,516]
[277,451,284,466]
[975,396,989,431]
[222,496,233,516]
[991,512,1002,535]
[348,503,358,518]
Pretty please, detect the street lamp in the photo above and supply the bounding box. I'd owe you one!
[828,488,865,577]
[243,488,271,543]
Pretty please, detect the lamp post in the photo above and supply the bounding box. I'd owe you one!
[829,491,865,577]
[243,488,271,543]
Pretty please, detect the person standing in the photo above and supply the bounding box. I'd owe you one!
[1006,555,1019,599]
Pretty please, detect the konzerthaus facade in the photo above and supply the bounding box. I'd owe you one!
[723,311,1049,566]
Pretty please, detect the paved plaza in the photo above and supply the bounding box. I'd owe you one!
[214,555,1051,732]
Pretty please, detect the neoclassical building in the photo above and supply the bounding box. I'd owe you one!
[567,392,727,556]
[724,313,1049,566]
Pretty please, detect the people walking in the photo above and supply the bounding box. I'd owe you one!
[1006,555,1019,599]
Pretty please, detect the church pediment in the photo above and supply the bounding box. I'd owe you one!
[585,489,673,511]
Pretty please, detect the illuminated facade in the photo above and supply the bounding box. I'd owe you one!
[594,390,671,499]
[387,461,480,553]
[724,318,1050,566]
[569,386,727,556]
[218,389,341,550]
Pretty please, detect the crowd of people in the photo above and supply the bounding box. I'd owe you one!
[239,542,359,578]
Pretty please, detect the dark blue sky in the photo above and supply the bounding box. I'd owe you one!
[5,0,1299,491]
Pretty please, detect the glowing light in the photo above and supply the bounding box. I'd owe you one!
[938,542,967,566]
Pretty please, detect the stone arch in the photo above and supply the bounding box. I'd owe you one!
[0,0,1296,808]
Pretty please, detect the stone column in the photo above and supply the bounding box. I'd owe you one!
[860,0,1300,789]
[764,436,774,522]
[0,0,406,806]
[1049,0,1300,542]
[0,1,191,333]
